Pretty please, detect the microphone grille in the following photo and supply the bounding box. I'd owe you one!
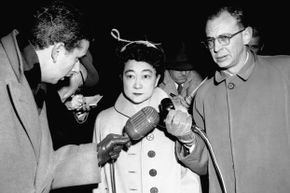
[125,106,160,141]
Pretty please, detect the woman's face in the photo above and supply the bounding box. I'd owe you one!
[122,59,160,104]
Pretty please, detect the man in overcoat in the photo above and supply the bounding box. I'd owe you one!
[0,1,129,193]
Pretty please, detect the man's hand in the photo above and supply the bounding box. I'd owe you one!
[164,110,196,147]
[97,133,130,166]
[171,95,190,110]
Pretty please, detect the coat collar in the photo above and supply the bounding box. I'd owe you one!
[21,36,46,112]
[114,87,168,118]
[215,50,256,83]
[1,30,41,160]
[0,30,24,82]
[1,30,46,112]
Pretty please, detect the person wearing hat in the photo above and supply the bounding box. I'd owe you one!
[159,41,203,109]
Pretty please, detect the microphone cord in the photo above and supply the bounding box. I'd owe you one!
[110,161,116,193]
[192,125,228,193]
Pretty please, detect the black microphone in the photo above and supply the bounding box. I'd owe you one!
[124,106,160,141]
[159,98,175,119]
[160,98,199,132]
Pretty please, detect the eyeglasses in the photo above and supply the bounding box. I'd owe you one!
[202,28,246,49]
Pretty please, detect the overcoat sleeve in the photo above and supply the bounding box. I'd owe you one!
[51,143,101,188]
[175,91,208,175]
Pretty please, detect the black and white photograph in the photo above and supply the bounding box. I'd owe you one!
[0,0,290,193]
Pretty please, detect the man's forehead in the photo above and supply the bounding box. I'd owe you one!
[206,11,238,36]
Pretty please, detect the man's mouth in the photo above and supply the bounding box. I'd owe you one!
[216,55,227,62]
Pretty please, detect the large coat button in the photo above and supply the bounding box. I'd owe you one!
[150,187,158,193]
[149,169,157,176]
[147,150,156,158]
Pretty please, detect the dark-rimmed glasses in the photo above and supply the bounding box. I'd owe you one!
[202,28,246,49]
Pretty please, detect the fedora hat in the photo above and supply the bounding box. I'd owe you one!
[165,41,194,71]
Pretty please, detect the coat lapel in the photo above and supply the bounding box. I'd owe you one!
[1,30,40,160]
[1,30,23,81]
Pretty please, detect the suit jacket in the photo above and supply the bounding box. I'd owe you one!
[0,30,100,193]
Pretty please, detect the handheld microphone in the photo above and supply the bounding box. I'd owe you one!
[159,98,175,119]
[124,106,160,141]
[160,98,201,133]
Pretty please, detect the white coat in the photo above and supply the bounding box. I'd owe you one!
[93,87,201,193]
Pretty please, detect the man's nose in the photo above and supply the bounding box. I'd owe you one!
[213,39,223,52]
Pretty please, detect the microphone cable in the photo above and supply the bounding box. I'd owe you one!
[158,123,227,193]
[192,125,228,193]
[110,160,116,193]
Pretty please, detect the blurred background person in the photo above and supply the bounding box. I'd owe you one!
[247,26,264,54]
[159,40,203,110]
[45,51,103,151]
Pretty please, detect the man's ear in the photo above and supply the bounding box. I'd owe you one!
[242,26,253,45]
[51,42,65,63]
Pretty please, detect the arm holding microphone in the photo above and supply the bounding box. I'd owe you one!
[97,133,130,167]
[97,106,159,167]
[161,97,197,150]
[163,98,228,193]
[162,98,208,175]
[165,110,197,150]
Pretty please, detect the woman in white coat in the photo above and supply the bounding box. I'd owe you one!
[93,30,201,193]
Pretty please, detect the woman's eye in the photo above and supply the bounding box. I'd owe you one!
[126,74,134,79]
[143,74,151,79]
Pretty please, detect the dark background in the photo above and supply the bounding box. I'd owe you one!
[2,0,290,105]
[2,1,289,192]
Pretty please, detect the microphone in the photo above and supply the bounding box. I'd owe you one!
[124,106,160,141]
[160,98,199,132]
[159,98,175,120]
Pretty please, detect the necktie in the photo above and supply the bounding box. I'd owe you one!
[177,84,183,95]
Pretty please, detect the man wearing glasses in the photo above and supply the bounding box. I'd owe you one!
[164,3,290,193]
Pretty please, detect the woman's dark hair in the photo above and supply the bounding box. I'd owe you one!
[115,42,165,81]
